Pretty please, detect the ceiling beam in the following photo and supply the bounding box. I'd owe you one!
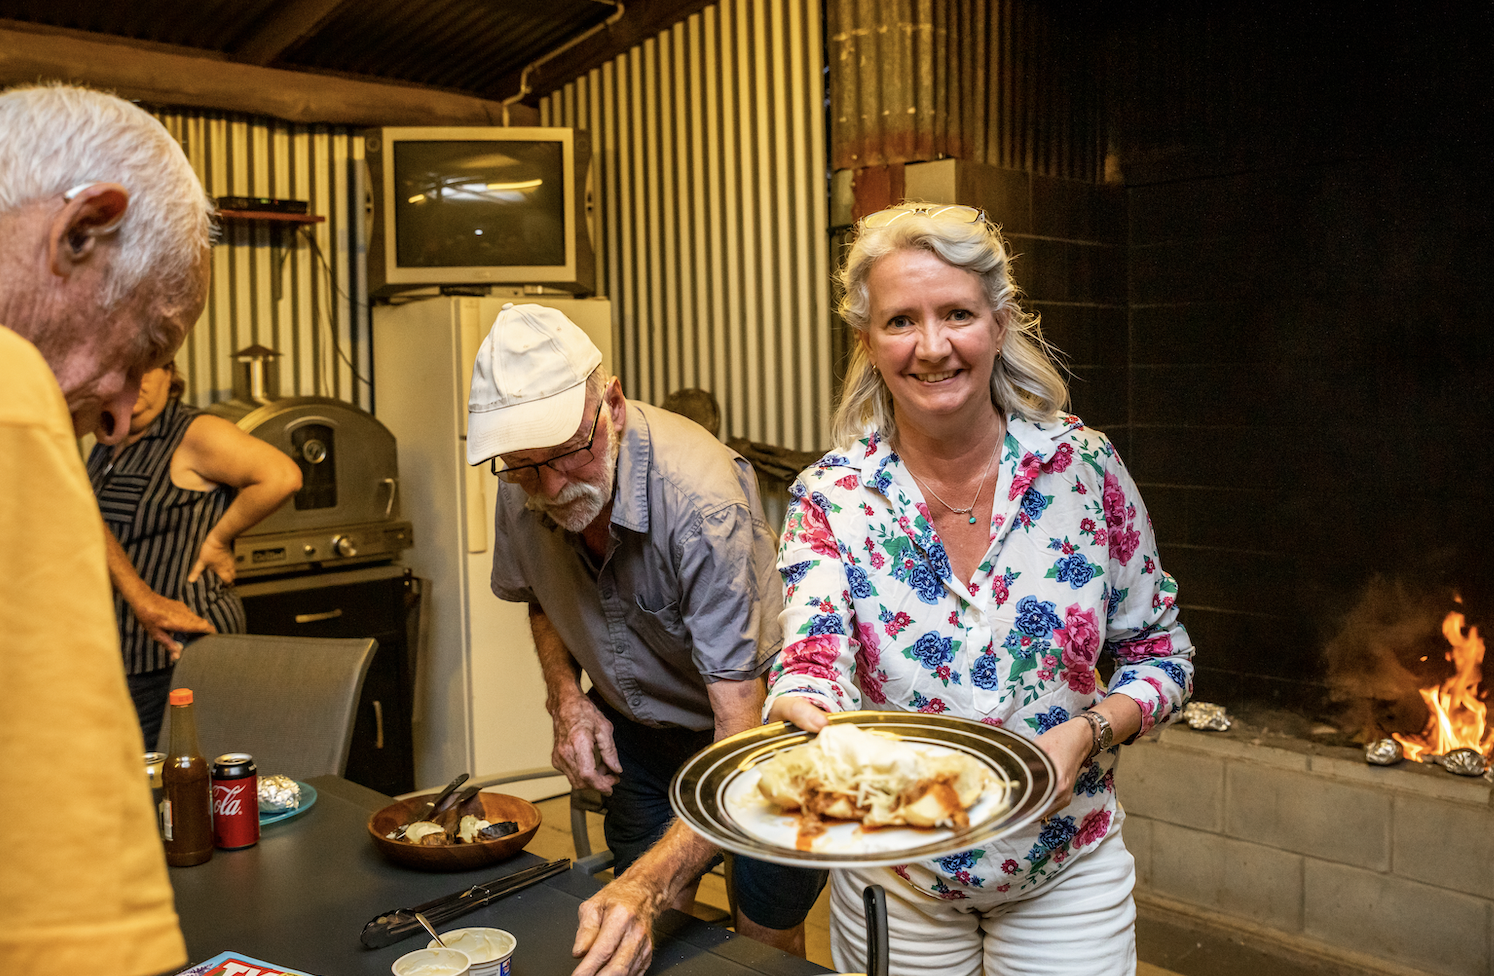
[0,21,536,127]
[502,0,717,103]
[230,0,354,66]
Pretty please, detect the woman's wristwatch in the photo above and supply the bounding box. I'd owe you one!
[1079,709,1114,762]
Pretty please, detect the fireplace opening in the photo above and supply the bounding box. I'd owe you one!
[1320,575,1491,768]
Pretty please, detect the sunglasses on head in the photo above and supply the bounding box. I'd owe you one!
[858,203,986,229]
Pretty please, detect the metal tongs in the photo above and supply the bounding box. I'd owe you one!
[360,857,572,948]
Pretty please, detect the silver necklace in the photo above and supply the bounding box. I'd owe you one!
[906,436,1003,524]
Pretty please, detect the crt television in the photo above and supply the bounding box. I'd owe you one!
[364,126,595,296]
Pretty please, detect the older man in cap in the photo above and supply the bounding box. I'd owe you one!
[0,83,212,976]
[468,303,826,976]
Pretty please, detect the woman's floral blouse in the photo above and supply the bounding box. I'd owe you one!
[766,413,1194,902]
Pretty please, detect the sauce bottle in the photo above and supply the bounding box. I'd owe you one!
[161,688,213,866]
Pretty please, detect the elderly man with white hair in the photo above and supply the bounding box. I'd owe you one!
[0,83,213,976]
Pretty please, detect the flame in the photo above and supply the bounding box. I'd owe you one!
[1392,602,1491,762]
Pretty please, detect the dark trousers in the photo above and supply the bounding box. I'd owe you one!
[592,692,827,930]
[128,666,175,751]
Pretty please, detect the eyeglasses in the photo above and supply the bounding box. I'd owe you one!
[491,401,604,484]
[859,203,986,228]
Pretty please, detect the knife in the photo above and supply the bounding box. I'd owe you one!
[360,857,572,949]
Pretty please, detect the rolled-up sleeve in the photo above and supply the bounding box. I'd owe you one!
[1099,453,1195,736]
[764,475,861,719]
[681,500,780,682]
[489,496,537,604]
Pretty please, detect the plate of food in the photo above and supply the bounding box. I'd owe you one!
[670,711,1055,867]
[259,776,316,827]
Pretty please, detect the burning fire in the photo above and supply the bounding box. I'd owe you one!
[1392,601,1491,762]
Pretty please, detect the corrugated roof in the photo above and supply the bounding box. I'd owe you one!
[283,0,613,97]
[0,0,621,101]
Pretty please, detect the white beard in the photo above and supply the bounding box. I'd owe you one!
[525,477,611,532]
[523,416,619,532]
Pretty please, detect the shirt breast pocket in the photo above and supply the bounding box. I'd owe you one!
[96,473,151,528]
[626,597,691,655]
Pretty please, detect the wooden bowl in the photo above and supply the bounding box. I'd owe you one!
[368,791,542,871]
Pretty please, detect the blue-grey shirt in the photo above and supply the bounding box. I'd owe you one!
[490,400,781,731]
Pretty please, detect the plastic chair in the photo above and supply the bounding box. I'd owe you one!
[160,633,378,780]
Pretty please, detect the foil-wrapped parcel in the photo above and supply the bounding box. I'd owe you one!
[1364,738,1403,766]
[1181,701,1231,731]
[258,774,302,813]
[1435,748,1487,777]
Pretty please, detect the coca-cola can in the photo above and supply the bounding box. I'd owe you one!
[211,753,260,850]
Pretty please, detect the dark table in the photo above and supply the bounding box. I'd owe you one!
[169,776,832,976]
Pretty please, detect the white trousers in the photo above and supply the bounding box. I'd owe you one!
[829,827,1137,976]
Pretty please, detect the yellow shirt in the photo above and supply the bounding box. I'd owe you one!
[0,326,187,975]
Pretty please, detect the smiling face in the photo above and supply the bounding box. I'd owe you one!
[859,247,1006,433]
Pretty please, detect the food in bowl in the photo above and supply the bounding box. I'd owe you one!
[400,821,446,845]
[368,791,541,871]
[386,816,519,847]
[756,723,1005,829]
[457,814,518,844]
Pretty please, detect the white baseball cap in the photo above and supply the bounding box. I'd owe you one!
[466,303,603,466]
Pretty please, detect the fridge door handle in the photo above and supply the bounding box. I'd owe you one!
[465,464,488,554]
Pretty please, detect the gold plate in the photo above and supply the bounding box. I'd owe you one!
[669,710,1055,868]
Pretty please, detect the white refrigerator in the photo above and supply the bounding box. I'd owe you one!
[373,295,613,794]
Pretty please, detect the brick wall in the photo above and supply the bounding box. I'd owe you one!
[1124,155,1494,718]
[1117,727,1494,976]
[1101,0,1494,723]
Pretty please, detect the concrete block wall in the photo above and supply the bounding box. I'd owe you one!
[1115,726,1494,976]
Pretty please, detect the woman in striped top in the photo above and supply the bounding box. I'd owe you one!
[87,362,302,748]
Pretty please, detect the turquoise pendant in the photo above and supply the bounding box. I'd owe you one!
[969,515,977,524]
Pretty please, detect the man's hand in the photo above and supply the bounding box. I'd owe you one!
[188,534,237,584]
[570,871,667,976]
[129,590,216,660]
[550,692,623,793]
[530,605,622,792]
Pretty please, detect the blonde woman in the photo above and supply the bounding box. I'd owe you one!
[765,204,1194,975]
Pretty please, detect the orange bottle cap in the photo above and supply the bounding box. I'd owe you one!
[169,689,194,705]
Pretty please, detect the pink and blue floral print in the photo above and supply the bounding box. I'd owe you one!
[766,413,1194,902]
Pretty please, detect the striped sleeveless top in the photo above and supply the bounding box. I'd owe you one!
[87,398,247,674]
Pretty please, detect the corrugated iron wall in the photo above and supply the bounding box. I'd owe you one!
[151,109,371,411]
[539,0,832,452]
[828,0,1105,181]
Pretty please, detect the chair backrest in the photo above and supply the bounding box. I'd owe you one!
[160,634,378,780]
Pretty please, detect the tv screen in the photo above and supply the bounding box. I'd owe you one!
[393,140,566,269]
[364,126,594,296]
